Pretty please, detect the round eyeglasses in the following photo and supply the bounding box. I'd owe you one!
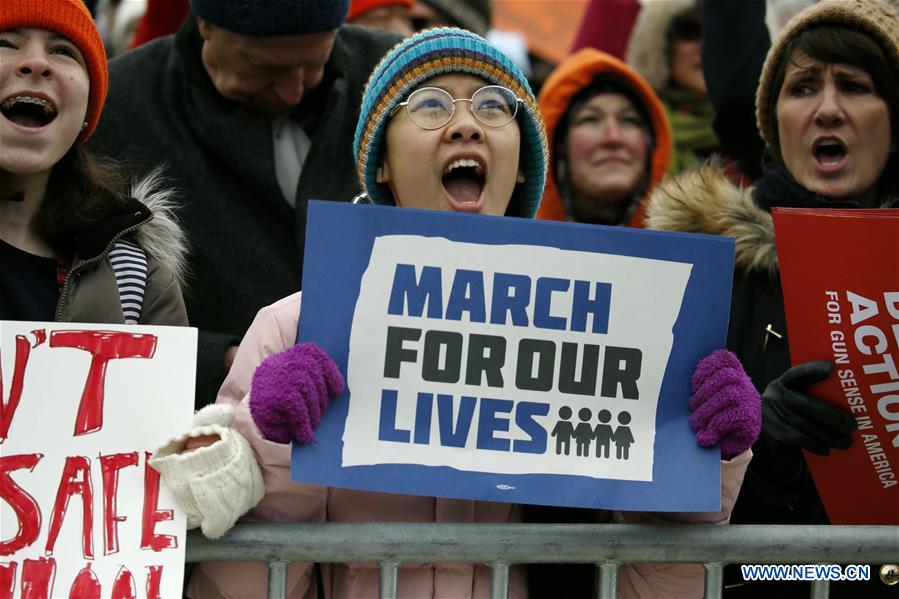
[392,85,523,130]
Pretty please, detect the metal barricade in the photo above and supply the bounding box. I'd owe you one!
[185,523,899,599]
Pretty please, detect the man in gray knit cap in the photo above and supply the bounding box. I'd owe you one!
[89,0,401,408]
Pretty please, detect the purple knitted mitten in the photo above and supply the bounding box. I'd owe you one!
[689,349,761,460]
[250,343,345,444]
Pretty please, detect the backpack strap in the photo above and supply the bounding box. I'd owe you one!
[109,239,148,324]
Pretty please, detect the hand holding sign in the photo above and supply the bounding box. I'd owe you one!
[761,361,857,456]
[689,350,761,460]
[250,343,345,444]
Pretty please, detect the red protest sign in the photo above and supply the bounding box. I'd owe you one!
[774,208,899,524]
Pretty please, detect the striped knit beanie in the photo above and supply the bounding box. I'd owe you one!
[353,27,548,218]
[190,0,350,35]
[1,0,108,143]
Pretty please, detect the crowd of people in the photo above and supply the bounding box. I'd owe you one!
[2,0,897,597]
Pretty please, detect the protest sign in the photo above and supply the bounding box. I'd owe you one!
[1,322,196,598]
[493,0,588,64]
[773,207,899,524]
[293,201,735,512]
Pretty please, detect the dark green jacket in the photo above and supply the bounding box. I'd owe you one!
[89,19,400,407]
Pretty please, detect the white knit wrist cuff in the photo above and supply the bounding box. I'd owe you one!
[150,409,265,539]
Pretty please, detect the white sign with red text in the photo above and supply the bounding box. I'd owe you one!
[0,321,196,599]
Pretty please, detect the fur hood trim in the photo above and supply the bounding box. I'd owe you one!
[646,163,778,275]
[626,0,695,91]
[129,167,188,287]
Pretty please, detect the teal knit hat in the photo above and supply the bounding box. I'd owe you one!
[353,27,548,218]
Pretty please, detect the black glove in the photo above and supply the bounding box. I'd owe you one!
[761,361,857,456]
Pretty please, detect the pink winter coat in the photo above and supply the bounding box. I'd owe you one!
[188,292,751,599]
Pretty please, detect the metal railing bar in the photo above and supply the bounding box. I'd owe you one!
[267,561,287,599]
[185,524,899,564]
[703,563,724,599]
[596,562,618,599]
[810,579,830,599]
[490,562,509,599]
[379,561,398,599]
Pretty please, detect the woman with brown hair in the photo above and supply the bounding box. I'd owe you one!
[648,0,899,595]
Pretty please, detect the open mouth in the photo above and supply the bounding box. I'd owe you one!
[442,158,485,206]
[0,95,58,128]
[813,138,847,167]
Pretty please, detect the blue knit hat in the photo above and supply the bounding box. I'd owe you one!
[353,27,548,218]
[190,0,349,35]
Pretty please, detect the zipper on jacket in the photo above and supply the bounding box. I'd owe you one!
[54,218,149,322]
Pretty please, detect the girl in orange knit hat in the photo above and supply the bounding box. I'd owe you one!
[1,0,187,326]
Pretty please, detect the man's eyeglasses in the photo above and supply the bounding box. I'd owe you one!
[391,85,523,130]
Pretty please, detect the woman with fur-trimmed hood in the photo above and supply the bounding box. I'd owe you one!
[1,0,187,326]
[537,48,672,228]
[626,0,720,175]
[647,0,899,595]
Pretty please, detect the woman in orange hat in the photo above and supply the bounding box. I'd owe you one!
[0,0,187,325]
[536,47,672,228]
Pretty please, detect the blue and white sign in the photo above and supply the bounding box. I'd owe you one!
[293,200,735,511]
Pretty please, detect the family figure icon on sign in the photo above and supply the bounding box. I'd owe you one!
[551,407,635,460]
